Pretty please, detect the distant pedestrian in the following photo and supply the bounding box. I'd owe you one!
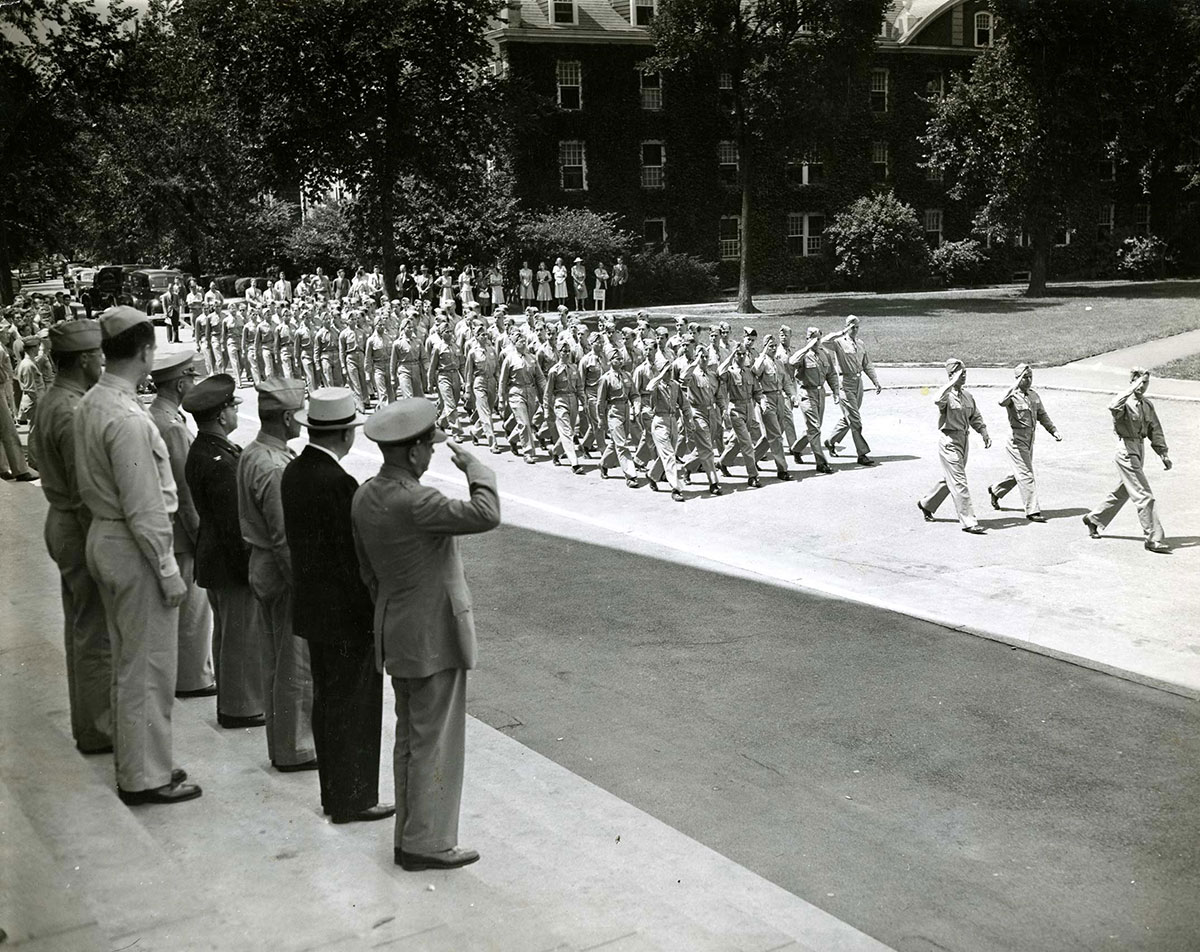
[610,256,629,309]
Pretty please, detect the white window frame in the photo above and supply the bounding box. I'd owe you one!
[871,68,889,113]
[559,140,587,192]
[643,218,667,249]
[1054,225,1072,247]
[926,160,944,182]
[550,0,577,25]
[788,153,824,186]
[787,212,825,257]
[1097,203,1115,238]
[1099,157,1116,182]
[1133,203,1151,236]
[974,11,993,48]
[639,69,662,111]
[556,60,582,111]
[872,141,890,181]
[718,140,739,185]
[631,0,657,27]
[925,208,943,248]
[719,216,741,260]
[640,140,665,189]
[925,71,945,99]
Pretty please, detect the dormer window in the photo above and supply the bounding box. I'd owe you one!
[551,0,577,25]
[632,0,657,27]
[974,12,993,47]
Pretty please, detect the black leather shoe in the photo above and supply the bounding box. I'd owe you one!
[823,439,839,457]
[962,525,988,535]
[777,470,793,482]
[1145,540,1171,554]
[671,489,685,502]
[1082,515,1102,539]
[175,684,217,698]
[395,846,480,871]
[571,464,586,475]
[625,476,639,489]
[747,476,762,488]
[718,463,732,478]
[856,456,877,467]
[118,779,202,806]
[599,465,608,479]
[15,471,39,482]
[988,487,1001,510]
[792,451,803,465]
[648,479,659,492]
[219,713,266,729]
[0,471,12,480]
[816,463,834,474]
[273,758,319,772]
[331,803,396,824]
[917,501,934,522]
[1026,513,1047,523]
[709,483,722,496]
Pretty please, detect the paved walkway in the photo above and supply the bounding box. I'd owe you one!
[1064,327,1200,374]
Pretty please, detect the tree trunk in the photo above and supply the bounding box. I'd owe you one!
[0,216,13,306]
[732,22,758,316]
[736,176,758,313]
[378,69,400,300]
[1027,226,1051,296]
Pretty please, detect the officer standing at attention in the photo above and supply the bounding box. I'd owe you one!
[352,399,501,871]
[149,349,217,699]
[237,377,317,771]
[74,306,200,805]
[988,363,1062,523]
[282,388,395,824]
[29,319,112,754]
[1083,368,1173,553]
[917,358,991,534]
[182,374,266,728]
[822,315,881,467]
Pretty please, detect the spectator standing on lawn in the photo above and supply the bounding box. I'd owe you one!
[570,257,588,312]
[518,261,535,310]
[610,256,629,309]
[593,262,609,312]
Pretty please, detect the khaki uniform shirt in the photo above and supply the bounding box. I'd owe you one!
[30,376,89,514]
[149,399,200,553]
[236,432,295,578]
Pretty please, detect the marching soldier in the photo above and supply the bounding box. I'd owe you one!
[16,334,45,425]
[182,374,265,729]
[316,313,342,388]
[237,378,316,771]
[596,352,640,487]
[917,358,991,534]
[988,364,1062,523]
[341,313,370,410]
[717,342,762,488]
[1083,368,1173,553]
[823,315,881,467]
[75,307,200,805]
[365,317,393,406]
[463,321,500,452]
[390,317,425,399]
[789,326,840,473]
[296,314,318,392]
[149,349,216,698]
[29,319,112,753]
[641,356,689,502]
[751,333,792,481]
[427,314,464,438]
[679,340,723,495]
[544,340,586,473]
[498,334,544,463]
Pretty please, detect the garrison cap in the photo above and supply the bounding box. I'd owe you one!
[48,319,101,353]
[743,327,757,337]
[844,314,860,327]
[945,357,965,375]
[364,398,447,446]
[256,377,306,412]
[99,305,151,339]
[655,326,670,338]
[151,347,203,382]
[1014,363,1032,379]
[21,335,41,349]
[182,374,241,415]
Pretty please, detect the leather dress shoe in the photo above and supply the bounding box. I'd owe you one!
[273,758,319,772]
[962,525,988,535]
[1145,540,1171,554]
[218,712,266,729]
[1082,514,1102,539]
[599,465,608,479]
[0,471,12,480]
[792,451,803,465]
[816,463,834,474]
[718,463,732,478]
[1026,513,1047,523]
[118,778,202,806]
[571,464,586,475]
[395,846,480,871]
[15,471,39,482]
[856,456,877,467]
[331,803,396,824]
[917,501,934,522]
[175,684,218,698]
[777,470,793,481]
[747,476,761,488]
[988,486,1001,510]
[625,476,639,489]
[709,482,722,496]
[671,489,685,502]
[823,439,839,457]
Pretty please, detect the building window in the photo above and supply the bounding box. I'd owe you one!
[559,140,587,191]
[924,209,943,248]
[632,0,656,27]
[926,160,944,182]
[974,11,993,47]
[787,212,825,257]
[925,71,945,99]
[644,218,667,250]
[871,68,889,113]
[639,70,662,111]
[787,153,824,186]
[1133,203,1151,236]
[641,141,665,189]
[719,216,741,260]
[872,141,890,182]
[556,60,582,110]
[1097,204,1115,239]
[1054,225,1072,247]
[1098,158,1116,182]
[718,71,735,113]
[551,0,577,25]
[718,140,739,186]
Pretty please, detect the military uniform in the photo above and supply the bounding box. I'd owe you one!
[919,365,989,530]
[990,369,1058,517]
[789,337,841,468]
[825,325,880,460]
[596,364,639,483]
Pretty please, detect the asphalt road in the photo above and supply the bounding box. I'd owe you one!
[460,521,1200,952]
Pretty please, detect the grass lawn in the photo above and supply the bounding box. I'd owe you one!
[1154,351,1200,380]
[604,279,1200,367]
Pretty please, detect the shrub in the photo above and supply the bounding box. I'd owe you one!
[827,191,931,292]
[1116,235,1174,279]
[630,250,719,306]
[515,207,635,268]
[930,238,988,287]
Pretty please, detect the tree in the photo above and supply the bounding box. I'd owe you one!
[0,0,132,303]
[651,0,888,312]
[516,207,634,270]
[827,191,930,291]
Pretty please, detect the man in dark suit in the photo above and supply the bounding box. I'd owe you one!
[352,398,500,871]
[281,387,394,824]
[182,374,265,729]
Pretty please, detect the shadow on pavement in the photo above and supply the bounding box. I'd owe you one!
[1039,507,1091,520]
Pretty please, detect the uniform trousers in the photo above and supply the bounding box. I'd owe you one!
[471,376,496,444]
[174,551,215,693]
[225,342,242,382]
[278,351,295,380]
[648,414,684,491]
[1088,439,1165,544]
[202,341,218,376]
[392,667,467,854]
[0,385,31,476]
[719,402,760,477]
[345,359,369,409]
[320,356,343,388]
[753,391,788,470]
[920,432,978,528]
[580,393,601,451]
[436,376,462,434]
[301,354,318,393]
[600,406,638,478]
[309,639,383,816]
[991,437,1040,515]
[682,407,717,475]
[792,387,831,464]
[247,548,315,766]
[507,389,537,457]
[634,407,657,465]
[829,376,871,456]
[208,584,265,718]
[45,507,112,751]
[552,396,580,466]
[260,351,276,380]
[395,364,422,399]
[86,519,179,792]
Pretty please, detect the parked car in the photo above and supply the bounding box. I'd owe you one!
[127,269,187,321]
[198,274,240,298]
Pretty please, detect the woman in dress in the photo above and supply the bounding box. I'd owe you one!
[593,262,609,312]
[536,261,553,310]
[570,257,588,311]
[438,267,457,313]
[458,264,476,308]
[487,264,505,317]
[552,257,569,309]
[519,260,535,310]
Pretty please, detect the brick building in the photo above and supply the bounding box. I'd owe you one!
[487,0,1197,288]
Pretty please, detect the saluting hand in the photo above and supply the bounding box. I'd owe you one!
[448,440,477,473]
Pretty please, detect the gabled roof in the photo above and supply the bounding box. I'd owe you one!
[890,0,968,46]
